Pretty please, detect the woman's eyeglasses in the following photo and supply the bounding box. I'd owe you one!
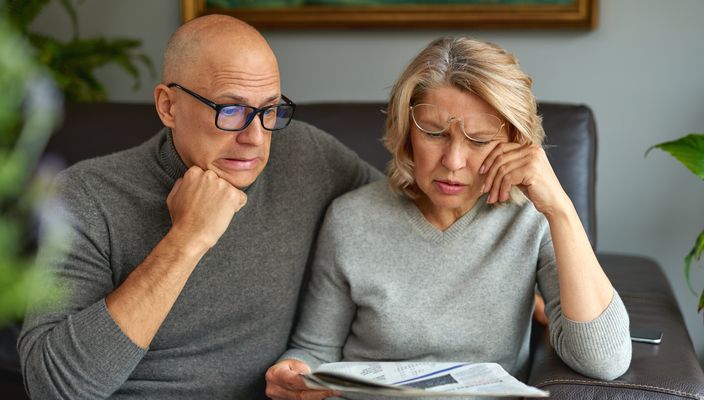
[410,104,504,143]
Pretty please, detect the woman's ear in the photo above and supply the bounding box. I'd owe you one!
[154,84,175,128]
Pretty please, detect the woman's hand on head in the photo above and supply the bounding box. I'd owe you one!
[265,359,340,400]
[479,142,570,216]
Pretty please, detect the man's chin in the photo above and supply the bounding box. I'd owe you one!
[210,160,265,189]
[221,171,259,190]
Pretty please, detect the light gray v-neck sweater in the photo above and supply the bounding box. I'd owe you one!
[282,179,631,396]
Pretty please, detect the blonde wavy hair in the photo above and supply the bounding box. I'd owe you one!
[384,36,545,203]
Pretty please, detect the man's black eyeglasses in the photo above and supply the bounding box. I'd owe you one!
[167,83,296,132]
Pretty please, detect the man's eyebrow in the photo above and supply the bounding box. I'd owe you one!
[263,95,281,104]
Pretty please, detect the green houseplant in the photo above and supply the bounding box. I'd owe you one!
[647,134,704,313]
[1,0,154,326]
[0,18,65,327]
[2,0,154,102]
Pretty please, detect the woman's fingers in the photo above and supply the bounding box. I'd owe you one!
[482,143,563,210]
[487,157,530,204]
[266,360,310,391]
[480,142,569,215]
[481,143,531,200]
[480,141,525,174]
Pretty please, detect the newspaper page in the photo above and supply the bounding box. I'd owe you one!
[303,362,549,398]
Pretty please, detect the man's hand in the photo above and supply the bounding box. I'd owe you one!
[265,359,340,400]
[106,166,247,348]
[167,166,247,250]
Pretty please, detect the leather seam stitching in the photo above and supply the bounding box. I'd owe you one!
[536,378,704,399]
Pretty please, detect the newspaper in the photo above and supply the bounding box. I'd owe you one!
[303,362,549,398]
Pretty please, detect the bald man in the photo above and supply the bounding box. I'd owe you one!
[18,15,378,399]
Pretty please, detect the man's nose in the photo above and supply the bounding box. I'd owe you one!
[236,114,266,146]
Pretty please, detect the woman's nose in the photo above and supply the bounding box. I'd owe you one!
[441,136,468,171]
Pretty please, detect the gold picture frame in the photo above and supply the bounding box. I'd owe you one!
[180,0,598,30]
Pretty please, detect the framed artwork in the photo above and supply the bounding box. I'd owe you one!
[180,0,598,30]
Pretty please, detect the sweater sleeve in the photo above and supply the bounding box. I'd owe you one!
[18,171,147,400]
[280,201,356,370]
[536,228,631,381]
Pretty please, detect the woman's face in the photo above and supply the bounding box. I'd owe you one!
[410,85,509,225]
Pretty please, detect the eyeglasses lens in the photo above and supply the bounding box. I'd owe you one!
[217,105,295,131]
[217,106,247,130]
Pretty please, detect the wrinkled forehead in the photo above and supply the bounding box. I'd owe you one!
[415,85,500,118]
[188,40,281,99]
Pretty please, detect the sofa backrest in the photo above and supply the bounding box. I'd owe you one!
[46,101,597,246]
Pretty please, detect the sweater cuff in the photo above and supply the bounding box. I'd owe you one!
[561,289,630,360]
[278,349,324,370]
[69,299,148,382]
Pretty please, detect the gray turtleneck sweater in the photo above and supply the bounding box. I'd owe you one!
[18,121,379,399]
[282,179,631,399]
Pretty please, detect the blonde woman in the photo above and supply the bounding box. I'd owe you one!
[266,37,631,400]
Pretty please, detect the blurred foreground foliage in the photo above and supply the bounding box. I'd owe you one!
[0,18,66,327]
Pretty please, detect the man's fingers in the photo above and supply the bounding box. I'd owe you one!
[232,190,248,212]
[166,178,182,208]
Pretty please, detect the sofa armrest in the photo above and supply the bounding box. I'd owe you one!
[527,254,704,399]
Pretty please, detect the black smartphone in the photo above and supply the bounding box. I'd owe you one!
[630,327,663,344]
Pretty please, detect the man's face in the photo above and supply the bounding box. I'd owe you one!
[169,46,281,189]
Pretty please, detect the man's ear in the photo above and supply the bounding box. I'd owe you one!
[154,84,176,128]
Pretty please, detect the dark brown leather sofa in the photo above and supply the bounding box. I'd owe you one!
[1,101,703,399]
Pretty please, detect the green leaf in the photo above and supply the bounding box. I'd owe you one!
[2,0,52,34]
[58,0,80,39]
[136,52,156,77]
[114,54,140,90]
[699,289,704,313]
[684,228,704,295]
[646,133,704,181]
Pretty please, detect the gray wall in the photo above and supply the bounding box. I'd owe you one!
[33,0,704,363]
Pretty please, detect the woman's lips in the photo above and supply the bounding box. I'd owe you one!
[218,157,259,171]
[434,180,467,195]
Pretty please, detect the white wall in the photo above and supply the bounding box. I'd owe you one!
[33,0,704,363]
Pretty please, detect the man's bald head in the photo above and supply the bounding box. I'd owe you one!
[155,14,282,190]
[162,14,277,84]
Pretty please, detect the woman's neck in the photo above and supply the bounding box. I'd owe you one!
[414,196,479,231]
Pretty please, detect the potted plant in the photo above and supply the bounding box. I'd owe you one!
[647,134,704,313]
[2,0,154,102]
